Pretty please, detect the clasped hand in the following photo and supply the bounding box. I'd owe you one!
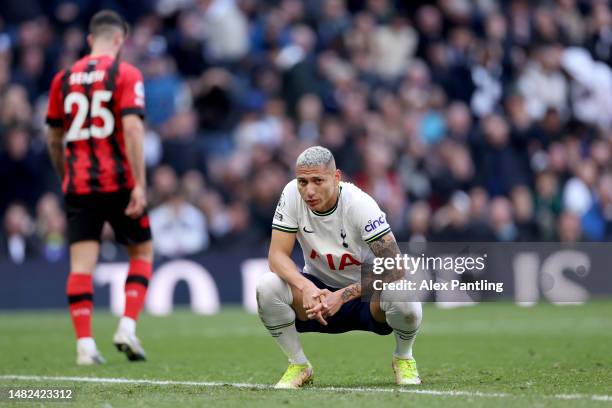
[303,286,343,326]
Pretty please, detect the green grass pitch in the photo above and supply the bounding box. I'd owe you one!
[0,302,611,407]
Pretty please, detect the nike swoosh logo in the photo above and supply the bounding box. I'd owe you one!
[303,226,314,233]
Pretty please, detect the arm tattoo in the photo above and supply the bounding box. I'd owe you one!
[367,232,404,282]
[341,283,361,302]
[368,231,401,258]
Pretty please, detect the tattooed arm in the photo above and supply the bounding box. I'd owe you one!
[365,231,405,304]
[340,283,361,302]
[306,282,362,319]
[367,231,404,283]
[46,127,65,180]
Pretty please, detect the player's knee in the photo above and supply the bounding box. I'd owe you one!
[383,300,422,327]
[256,272,292,308]
[127,240,153,261]
[396,302,422,327]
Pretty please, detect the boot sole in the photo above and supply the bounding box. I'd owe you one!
[114,342,146,362]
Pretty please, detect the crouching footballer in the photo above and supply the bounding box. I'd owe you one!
[257,146,422,389]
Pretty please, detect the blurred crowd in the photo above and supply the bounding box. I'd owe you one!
[1,0,612,264]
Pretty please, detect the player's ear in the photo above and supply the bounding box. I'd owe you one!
[113,31,124,47]
[86,34,93,49]
[335,169,342,183]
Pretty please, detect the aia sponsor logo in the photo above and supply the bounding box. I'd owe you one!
[310,249,361,271]
[364,215,386,233]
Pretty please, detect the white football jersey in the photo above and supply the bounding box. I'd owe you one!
[272,180,391,288]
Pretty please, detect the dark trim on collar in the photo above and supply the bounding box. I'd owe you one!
[311,186,342,216]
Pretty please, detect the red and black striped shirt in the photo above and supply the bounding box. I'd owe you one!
[46,55,145,195]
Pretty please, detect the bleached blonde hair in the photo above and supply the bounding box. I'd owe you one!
[296,146,335,168]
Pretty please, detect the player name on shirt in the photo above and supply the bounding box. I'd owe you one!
[70,70,106,85]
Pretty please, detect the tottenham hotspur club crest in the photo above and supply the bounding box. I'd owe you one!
[340,229,348,248]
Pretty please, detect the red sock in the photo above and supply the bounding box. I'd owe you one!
[124,259,152,320]
[66,273,93,339]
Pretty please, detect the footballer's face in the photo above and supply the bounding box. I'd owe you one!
[296,165,341,212]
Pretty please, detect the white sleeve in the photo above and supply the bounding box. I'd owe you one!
[350,194,392,243]
[271,180,299,233]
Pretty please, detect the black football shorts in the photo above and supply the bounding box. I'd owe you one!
[64,189,152,246]
[295,273,393,335]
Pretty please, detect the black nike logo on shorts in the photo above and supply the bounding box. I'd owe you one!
[303,226,314,233]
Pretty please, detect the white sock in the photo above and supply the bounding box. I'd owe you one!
[77,337,97,353]
[118,316,136,335]
[380,291,422,359]
[256,272,308,365]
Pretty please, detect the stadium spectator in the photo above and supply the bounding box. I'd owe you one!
[142,53,188,127]
[587,2,612,67]
[489,196,518,242]
[560,47,612,130]
[1,0,612,262]
[0,126,45,214]
[432,191,493,242]
[1,85,33,128]
[199,0,249,63]
[534,171,562,241]
[474,114,530,197]
[597,172,612,240]
[469,187,490,226]
[35,193,67,263]
[370,16,418,81]
[0,203,38,264]
[557,211,584,243]
[159,110,203,174]
[149,165,179,208]
[511,185,538,241]
[563,159,598,218]
[405,200,431,242]
[518,44,568,122]
[149,186,209,258]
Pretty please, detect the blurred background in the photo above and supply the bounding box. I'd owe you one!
[0,0,611,291]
